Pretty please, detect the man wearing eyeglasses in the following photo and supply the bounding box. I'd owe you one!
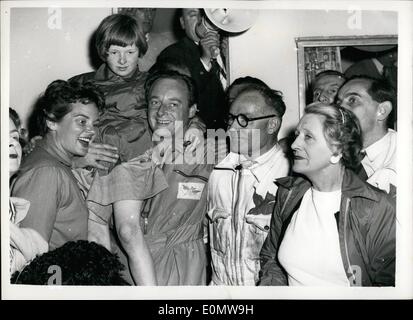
[207,83,290,285]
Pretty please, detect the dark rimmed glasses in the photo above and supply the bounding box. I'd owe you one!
[226,113,277,128]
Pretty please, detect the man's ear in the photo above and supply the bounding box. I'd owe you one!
[46,119,57,131]
[267,117,281,135]
[179,16,185,30]
[188,104,198,119]
[377,101,392,121]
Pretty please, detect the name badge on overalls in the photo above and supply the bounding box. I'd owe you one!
[177,183,205,200]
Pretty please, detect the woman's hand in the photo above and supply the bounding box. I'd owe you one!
[184,127,204,153]
[72,142,119,169]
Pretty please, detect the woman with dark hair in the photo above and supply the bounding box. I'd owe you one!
[259,102,395,287]
[11,80,104,252]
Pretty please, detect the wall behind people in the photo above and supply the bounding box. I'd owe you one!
[151,8,178,34]
[10,8,111,128]
[229,9,397,138]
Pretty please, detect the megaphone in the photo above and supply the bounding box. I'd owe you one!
[204,8,259,33]
[195,9,259,58]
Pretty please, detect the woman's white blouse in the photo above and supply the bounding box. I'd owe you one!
[278,188,349,286]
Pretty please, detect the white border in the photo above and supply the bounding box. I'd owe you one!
[2,0,412,300]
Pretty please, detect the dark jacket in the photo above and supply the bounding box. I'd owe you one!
[259,169,395,286]
[155,37,226,129]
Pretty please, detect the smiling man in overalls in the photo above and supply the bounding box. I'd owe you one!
[87,70,216,285]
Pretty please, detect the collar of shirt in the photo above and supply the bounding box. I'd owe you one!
[363,129,396,166]
[94,63,144,83]
[215,143,281,183]
[200,54,225,71]
[201,55,227,89]
[38,134,74,168]
[250,143,283,183]
[215,54,225,71]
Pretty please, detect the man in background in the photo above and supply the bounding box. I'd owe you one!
[311,70,346,105]
[154,8,227,129]
[337,75,396,197]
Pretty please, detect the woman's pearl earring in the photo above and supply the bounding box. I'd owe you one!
[330,154,342,164]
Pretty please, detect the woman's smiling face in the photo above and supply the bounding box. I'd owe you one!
[49,102,99,158]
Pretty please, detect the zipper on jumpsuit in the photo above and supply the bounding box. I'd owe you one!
[232,168,241,284]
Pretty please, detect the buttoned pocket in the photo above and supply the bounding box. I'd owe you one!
[244,213,272,257]
[208,208,232,255]
[245,213,271,232]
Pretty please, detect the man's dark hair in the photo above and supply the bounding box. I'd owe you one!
[11,241,129,285]
[238,84,287,119]
[226,76,269,106]
[229,76,269,89]
[144,69,198,107]
[346,75,396,127]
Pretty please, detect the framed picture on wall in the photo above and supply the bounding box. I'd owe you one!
[296,35,398,118]
[304,46,342,89]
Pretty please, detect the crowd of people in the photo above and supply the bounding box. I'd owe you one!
[9,8,396,287]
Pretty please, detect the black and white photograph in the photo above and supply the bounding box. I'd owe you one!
[1,0,412,301]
